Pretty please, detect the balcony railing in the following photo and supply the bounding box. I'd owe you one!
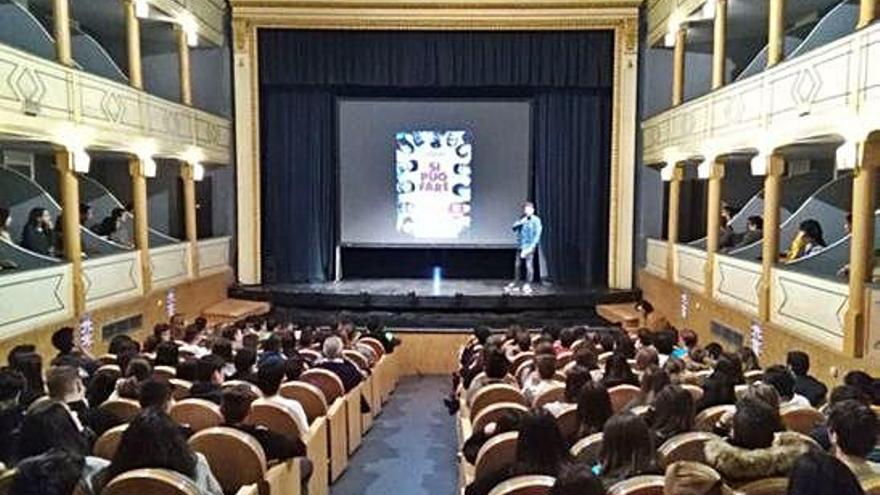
[0,263,74,339]
[642,20,880,165]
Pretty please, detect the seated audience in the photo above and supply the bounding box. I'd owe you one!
[142,324,172,354]
[221,385,308,463]
[731,215,763,250]
[46,366,119,439]
[466,347,516,404]
[544,366,590,416]
[601,353,638,388]
[786,219,826,262]
[49,327,95,374]
[786,351,827,407]
[255,358,310,435]
[827,400,880,479]
[17,401,107,494]
[315,336,365,392]
[738,347,760,373]
[19,207,56,256]
[627,366,670,409]
[10,350,45,407]
[652,330,677,365]
[10,449,92,495]
[787,451,864,495]
[231,347,258,383]
[549,464,605,495]
[704,399,808,482]
[365,316,401,353]
[0,367,25,465]
[85,366,120,410]
[594,412,660,485]
[762,365,810,408]
[153,340,180,368]
[523,354,560,406]
[284,355,306,382]
[93,408,222,495]
[576,381,613,438]
[633,346,659,372]
[114,357,152,400]
[465,411,574,495]
[664,461,734,495]
[649,385,695,447]
[462,409,525,465]
[189,354,225,404]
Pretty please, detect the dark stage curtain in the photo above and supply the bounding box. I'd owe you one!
[259,30,614,287]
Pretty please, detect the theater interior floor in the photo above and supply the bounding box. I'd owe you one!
[330,375,459,495]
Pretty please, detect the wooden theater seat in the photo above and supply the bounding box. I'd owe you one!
[862,476,880,495]
[343,350,370,371]
[555,351,574,369]
[780,405,825,435]
[101,468,200,495]
[223,380,265,398]
[170,399,224,432]
[737,477,788,495]
[358,337,385,360]
[487,475,556,495]
[299,349,322,364]
[607,475,665,495]
[474,432,519,481]
[681,384,704,403]
[96,354,118,366]
[93,424,129,460]
[473,402,529,433]
[532,384,566,409]
[189,427,269,494]
[344,382,364,454]
[553,404,579,443]
[608,384,640,413]
[280,382,328,423]
[153,365,177,381]
[285,379,347,484]
[99,398,141,422]
[744,370,764,384]
[470,384,527,421]
[301,369,346,404]
[510,352,534,377]
[695,405,735,432]
[0,468,16,495]
[96,364,122,375]
[169,378,193,400]
[246,400,329,495]
[570,433,603,465]
[658,431,720,467]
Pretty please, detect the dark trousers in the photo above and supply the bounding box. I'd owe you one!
[513,249,535,284]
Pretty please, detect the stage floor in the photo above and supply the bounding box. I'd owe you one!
[230,278,638,328]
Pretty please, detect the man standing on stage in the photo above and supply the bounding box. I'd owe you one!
[507,201,542,295]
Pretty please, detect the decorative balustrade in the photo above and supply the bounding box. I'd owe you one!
[150,243,192,290]
[197,236,232,276]
[0,264,74,339]
[83,251,144,311]
[674,244,706,292]
[646,238,668,277]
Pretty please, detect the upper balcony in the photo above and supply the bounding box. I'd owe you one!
[0,0,231,164]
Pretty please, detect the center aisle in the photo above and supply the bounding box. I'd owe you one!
[330,375,459,495]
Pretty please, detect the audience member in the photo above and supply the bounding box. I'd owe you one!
[664,461,734,495]
[827,400,880,479]
[523,354,560,405]
[576,381,613,438]
[46,365,119,439]
[0,367,25,465]
[787,451,864,495]
[315,336,365,392]
[762,365,810,408]
[595,412,660,485]
[786,219,826,262]
[19,207,55,256]
[11,351,45,407]
[231,347,257,383]
[189,354,225,404]
[549,464,605,495]
[602,353,638,388]
[221,385,308,463]
[784,351,826,407]
[255,358,310,435]
[10,449,87,495]
[650,385,695,447]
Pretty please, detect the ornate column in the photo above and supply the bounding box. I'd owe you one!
[845,140,877,357]
[767,0,786,67]
[177,26,193,105]
[129,157,152,294]
[180,162,199,276]
[123,0,143,89]
[712,0,728,90]
[758,153,785,320]
[672,27,687,106]
[705,160,725,296]
[56,149,84,314]
[667,164,684,281]
[233,18,261,284]
[53,0,72,66]
[859,0,877,28]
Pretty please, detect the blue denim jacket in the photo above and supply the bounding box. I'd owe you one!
[513,215,542,251]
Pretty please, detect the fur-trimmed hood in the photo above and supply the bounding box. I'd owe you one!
[704,432,812,482]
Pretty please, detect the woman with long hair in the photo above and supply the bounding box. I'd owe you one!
[577,381,613,438]
[19,207,55,256]
[602,353,638,388]
[650,385,695,446]
[596,412,660,485]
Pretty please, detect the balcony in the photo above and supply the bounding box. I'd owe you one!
[643,18,880,165]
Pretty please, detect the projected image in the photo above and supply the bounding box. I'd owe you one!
[395,130,473,239]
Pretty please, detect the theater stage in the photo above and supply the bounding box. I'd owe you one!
[230,279,638,328]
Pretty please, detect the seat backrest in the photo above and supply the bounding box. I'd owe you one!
[681,384,704,403]
[608,384,640,413]
[487,475,556,495]
[343,350,370,371]
[358,337,385,359]
[0,468,17,495]
[862,476,880,495]
[97,364,122,375]
[555,351,574,370]
[99,398,141,422]
[658,431,720,467]
[170,399,224,432]
[554,404,579,443]
[510,352,534,376]
[246,400,303,442]
[93,423,129,460]
[474,432,519,480]
[532,384,566,409]
[153,365,177,381]
[188,427,267,495]
[597,352,613,366]
[222,380,264,398]
[692,370,712,384]
[300,368,346,404]
[606,475,665,495]
[97,354,118,366]
[280,381,328,423]
[169,379,193,400]
[101,468,200,495]
[471,384,527,421]
[780,405,825,435]
[744,370,764,384]
[737,477,789,495]
[570,432,603,465]
[473,402,530,433]
[695,405,735,432]
[299,349,322,363]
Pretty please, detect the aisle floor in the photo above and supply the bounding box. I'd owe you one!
[330,375,459,495]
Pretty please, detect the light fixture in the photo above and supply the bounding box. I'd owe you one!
[134,0,150,19]
[664,13,685,47]
[143,157,157,178]
[750,153,767,176]
[181,14,199,47]
[72,148,90,173]
[192,163,205,181]
[700,0,716,20]
[836,141,859,171]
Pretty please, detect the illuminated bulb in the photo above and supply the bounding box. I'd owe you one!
[143,157,157,178]
[134,0,149,19]
[192,163,205,181]
[73,149,90,173]
[181,15,199,47]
